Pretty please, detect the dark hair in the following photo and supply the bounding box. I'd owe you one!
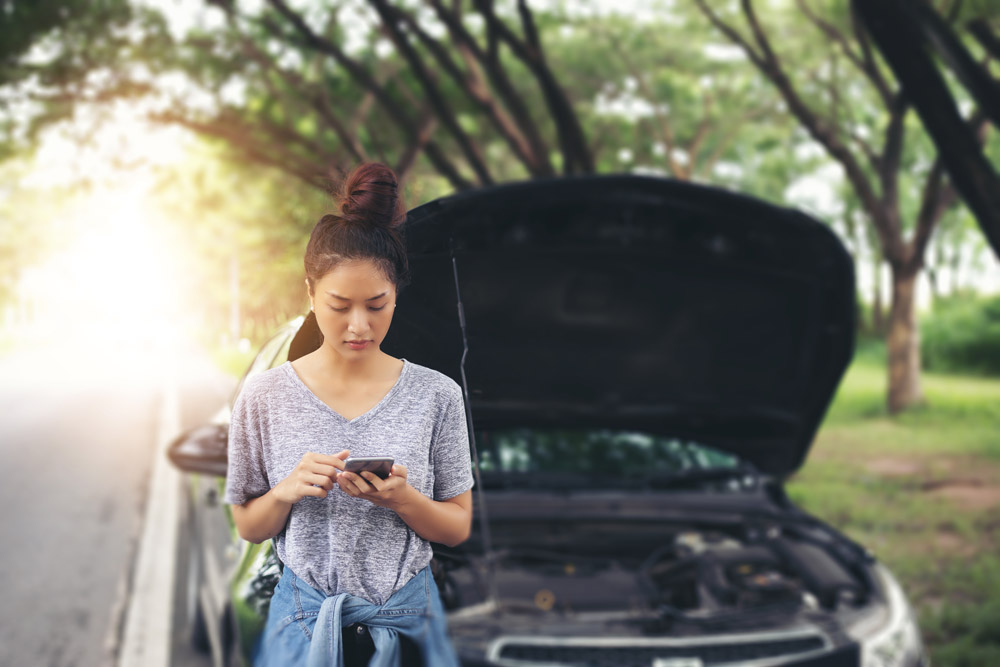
[304,162,411,297]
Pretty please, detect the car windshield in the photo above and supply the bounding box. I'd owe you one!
[474,428,757,492]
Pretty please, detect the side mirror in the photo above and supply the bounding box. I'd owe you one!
[167,423,229,477]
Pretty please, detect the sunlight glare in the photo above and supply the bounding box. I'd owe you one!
[21,183,184,340]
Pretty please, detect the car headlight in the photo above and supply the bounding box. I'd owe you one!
[848,565,927,667]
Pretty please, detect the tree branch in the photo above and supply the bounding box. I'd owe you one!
[854,0,1000,262]
[798,0,895,106]
[516,0,542,55]
[603,30,683,176]
[910,109,989,271]
[968,18,1000,62]
[692,103,772,180]
[472,0,593,173]
[849,130,881,172]
[909,156,954,271]
[264,0,472,190]
[369,0,493,185]
[153,110,330,190]
[425,0,555,176]
[389,1,550,176]
[230,28,368,164]
[395,108,437,182]
[685,94,715,180]
[692,0,766,69]
[879,95,908,209]
[696,0,898,258]
[850,4,896,105]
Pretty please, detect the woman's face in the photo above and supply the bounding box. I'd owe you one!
[308,258,397,360]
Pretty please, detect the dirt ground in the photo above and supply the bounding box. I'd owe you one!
[863,454,1000,512]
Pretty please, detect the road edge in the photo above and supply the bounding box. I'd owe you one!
[115,364,182,667]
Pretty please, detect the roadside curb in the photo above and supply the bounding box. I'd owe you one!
[116,364,182,667]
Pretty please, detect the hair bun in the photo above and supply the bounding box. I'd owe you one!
[336,162,406,230]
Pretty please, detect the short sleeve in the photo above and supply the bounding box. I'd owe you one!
[431,384,475,501]
[224,383,271,506]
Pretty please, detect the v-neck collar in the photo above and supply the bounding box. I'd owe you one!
[282,358,409,427]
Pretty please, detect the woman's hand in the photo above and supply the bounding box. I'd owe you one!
[337,463,415,510]
[272,450,350,505]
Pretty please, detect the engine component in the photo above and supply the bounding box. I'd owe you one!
[770,538,865,608]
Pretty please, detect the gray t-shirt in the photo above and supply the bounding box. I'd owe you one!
[224,358,475,603]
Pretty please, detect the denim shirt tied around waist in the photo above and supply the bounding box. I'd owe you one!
[254,562,460,667]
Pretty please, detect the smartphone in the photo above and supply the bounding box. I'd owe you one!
[343,456,395,480]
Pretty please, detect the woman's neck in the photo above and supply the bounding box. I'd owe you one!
[313,345,394,384]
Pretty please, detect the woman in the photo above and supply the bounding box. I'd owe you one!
[224,162,474,666]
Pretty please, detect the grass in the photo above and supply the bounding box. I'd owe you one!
[788,339,1000,666]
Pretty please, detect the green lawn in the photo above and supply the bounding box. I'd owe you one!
[788,343,1000,666]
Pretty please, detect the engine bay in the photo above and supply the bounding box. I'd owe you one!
[436,516,874,634]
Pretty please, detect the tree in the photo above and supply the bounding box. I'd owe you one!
[0,0,138,160]
[2,0,794,344]
[20,1,781,196]
[693,0,988,413]
[853,0,1000,261]
[147,0,593,191]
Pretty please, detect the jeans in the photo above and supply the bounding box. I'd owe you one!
[252,563,461,667]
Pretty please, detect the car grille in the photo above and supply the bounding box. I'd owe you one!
[495,635,827,666]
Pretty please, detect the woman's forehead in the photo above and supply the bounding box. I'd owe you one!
[317,259,395,296]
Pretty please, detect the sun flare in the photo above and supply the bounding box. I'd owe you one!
[7,102,200,369]
[17,179,189,353]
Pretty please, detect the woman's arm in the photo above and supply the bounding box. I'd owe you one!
[232,450,349,544]
[339,465,473,547]
[393,488,473,547]
[232,489,294,544]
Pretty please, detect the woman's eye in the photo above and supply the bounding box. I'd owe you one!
[328,305,385,312]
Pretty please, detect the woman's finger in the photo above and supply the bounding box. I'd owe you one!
[361,471,383,493]
[349,472,374,494]
[308,451,348,466]
[307,465,338,480]
[337,476,360,496]
[300,484,328,499]
[332,449,350,469]
[303,473,333,489]
[391,464,407,478]
[338,473,369,495]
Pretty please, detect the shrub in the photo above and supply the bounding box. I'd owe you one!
[921,293,1000,376]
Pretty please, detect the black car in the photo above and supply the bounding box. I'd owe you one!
[169,175,927,667]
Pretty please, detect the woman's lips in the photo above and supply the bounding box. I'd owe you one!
[346,340,371,350]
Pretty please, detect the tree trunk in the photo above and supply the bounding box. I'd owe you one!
[926,266,940,305]
[872,254,885,335]
[886,267,924,413]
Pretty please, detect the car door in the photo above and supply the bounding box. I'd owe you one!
[176,323,299,666]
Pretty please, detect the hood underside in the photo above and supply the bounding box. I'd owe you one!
[372,175,855,477]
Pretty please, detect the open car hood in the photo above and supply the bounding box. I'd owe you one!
[373,175,856,477]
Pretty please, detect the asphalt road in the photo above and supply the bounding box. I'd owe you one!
[0,336,233,667]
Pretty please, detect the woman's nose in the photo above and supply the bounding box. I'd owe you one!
[348,308,369,334]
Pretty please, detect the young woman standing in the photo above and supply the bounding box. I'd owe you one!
[224,162,474,666]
